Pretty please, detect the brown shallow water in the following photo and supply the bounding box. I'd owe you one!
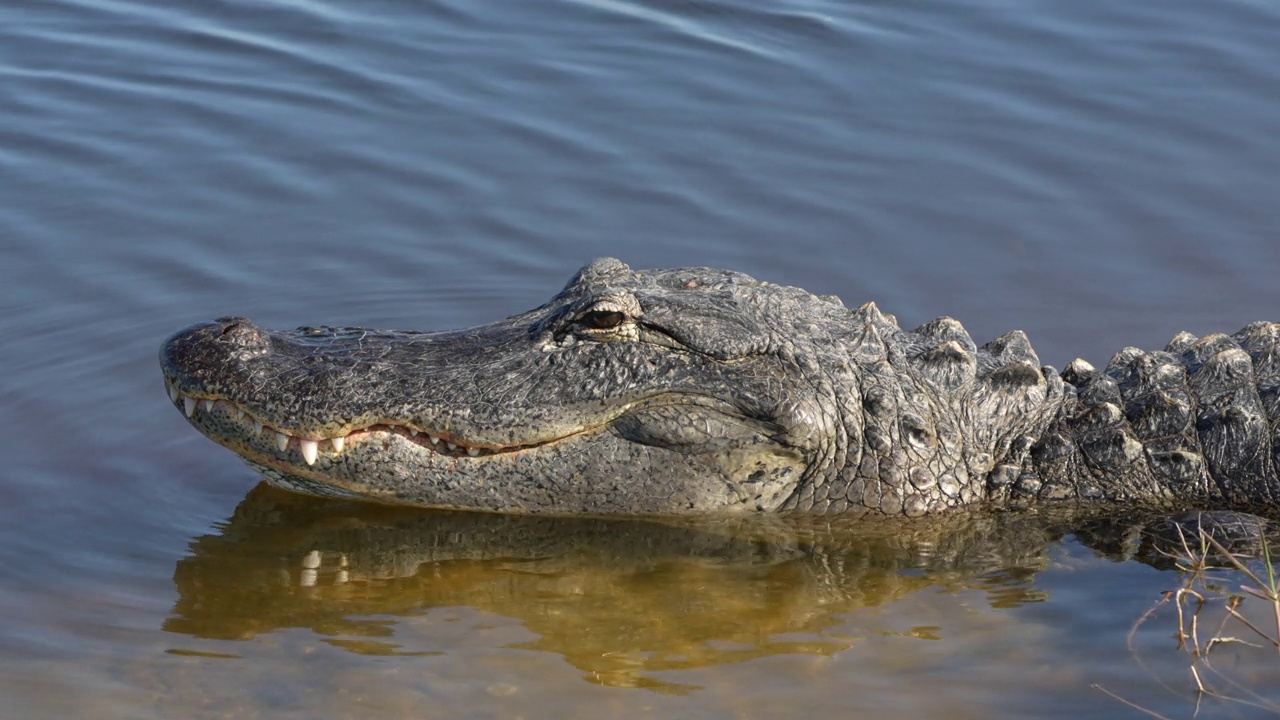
[5,0,1280,717]
[9,487,1280,718]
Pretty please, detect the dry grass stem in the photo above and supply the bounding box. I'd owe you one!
[1104,517,1280,716]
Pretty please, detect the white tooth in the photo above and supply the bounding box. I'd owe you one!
[467,447,480,457]
[331,436,345,452]
[447,442,457,451]
[183,397,197,417]
[300,439,318,465]
[202,399,214,413]
[430,435,440,445]
[300,569,317,587]
[410,428,419,436]
[167,384,179,403]
[252,418,264,435]
[235,407,246,420]
[275,432,289,451]
[302,550,321,569]
[335,570,349,584]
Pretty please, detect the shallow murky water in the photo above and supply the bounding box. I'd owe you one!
[4,0,1280,717]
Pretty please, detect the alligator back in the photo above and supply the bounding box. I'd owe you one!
[1005,322,1280,507]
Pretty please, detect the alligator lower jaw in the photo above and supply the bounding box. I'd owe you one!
[164,379,546,466]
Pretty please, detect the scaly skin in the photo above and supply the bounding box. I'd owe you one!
[160,258,1280,516]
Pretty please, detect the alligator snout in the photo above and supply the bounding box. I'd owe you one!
[159,317,281,420]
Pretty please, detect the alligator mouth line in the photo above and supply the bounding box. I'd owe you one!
[164,379,549,466]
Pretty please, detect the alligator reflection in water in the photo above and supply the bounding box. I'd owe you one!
[164,487,1272,690]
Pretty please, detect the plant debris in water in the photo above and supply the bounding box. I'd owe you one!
[1096,519,1280,718]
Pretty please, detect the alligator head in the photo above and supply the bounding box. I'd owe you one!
[162,258,1067,515]
[161,259,853,513]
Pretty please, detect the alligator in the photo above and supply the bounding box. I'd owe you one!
[161,257,1280,516]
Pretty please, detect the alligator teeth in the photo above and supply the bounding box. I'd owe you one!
[171,393,489,460]
[299,439,318,465]
[300,550,321,587]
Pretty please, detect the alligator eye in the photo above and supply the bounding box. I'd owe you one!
[581,310,626,330]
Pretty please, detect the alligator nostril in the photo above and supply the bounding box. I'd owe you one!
[207,317,271,354]
[213,316,256,336]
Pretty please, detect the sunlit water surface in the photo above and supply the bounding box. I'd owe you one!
[4,0,1280,717]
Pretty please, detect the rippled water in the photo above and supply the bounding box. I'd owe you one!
[4,0,1280,717]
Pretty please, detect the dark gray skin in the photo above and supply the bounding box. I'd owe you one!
[160,258,1280,516]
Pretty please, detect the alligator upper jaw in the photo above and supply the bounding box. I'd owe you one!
[157,314,606,450]
[156,315,597,468]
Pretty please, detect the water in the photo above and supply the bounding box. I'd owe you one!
[3,0,1280,716]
